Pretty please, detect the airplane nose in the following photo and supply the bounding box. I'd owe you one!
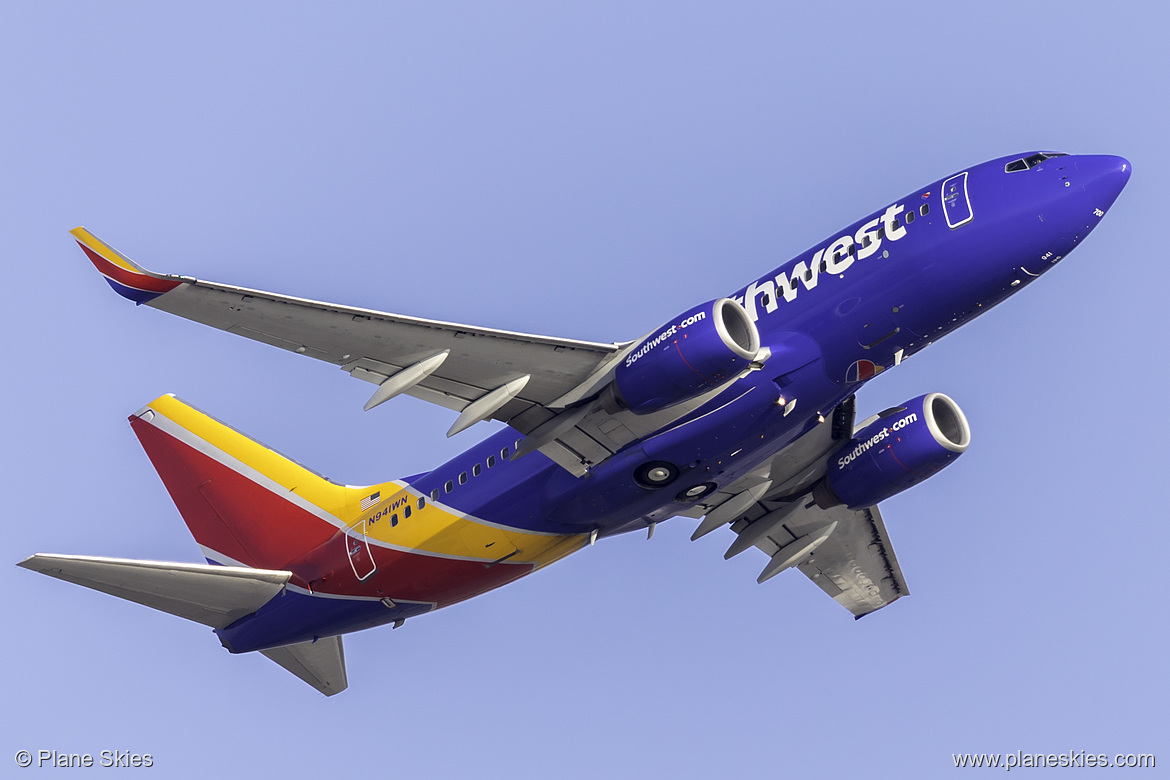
[1076,154,1132,212]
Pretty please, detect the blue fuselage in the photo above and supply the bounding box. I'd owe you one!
[407,152,1130,538]
[212,151,1131,652]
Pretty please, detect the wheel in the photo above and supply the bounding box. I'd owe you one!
[633,461,679,489]
[676,482,717,502]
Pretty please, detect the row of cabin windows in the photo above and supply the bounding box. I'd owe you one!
[430,439,524,501]
[382,496,426,528]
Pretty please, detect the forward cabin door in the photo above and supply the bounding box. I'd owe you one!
[941,171,974,228]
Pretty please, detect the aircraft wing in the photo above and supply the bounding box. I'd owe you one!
[73,228,628,437]
[741,499,908,617]
[705,494,909,618]
[681,396,909,618]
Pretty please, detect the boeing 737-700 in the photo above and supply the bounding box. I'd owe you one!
[19,151,1130,695]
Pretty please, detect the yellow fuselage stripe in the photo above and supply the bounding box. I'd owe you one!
[149,394,586,567]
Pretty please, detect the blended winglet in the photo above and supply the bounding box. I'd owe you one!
[71,226,182,304]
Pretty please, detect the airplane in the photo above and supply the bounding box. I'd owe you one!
[19,151,1130,696]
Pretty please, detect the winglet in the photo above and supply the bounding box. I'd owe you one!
[71,227,182,304]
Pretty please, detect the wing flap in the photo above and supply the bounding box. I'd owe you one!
[261,637,348,697]
[17,554,291,629]
[732,500,909,617]
[795,505,908,617]
[148,278,619,409]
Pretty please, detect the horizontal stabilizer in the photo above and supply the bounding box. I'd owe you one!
[17,554,290,629]
[261,637,348,696]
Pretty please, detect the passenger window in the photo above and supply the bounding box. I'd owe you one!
[404,505,411,520]
[473,463,481,477]
[486,455,496,468]
[430,489,439,501]
[905,210,915,224]
[919,203,929,217]
[444,480,453,494]
[877,227,885,239]
[501,447,510,460]
[863,235,872,247]
[458,472,467,485]
[391,514,398,527]
[417,497,426,510]
[515,439,523,450]
[891,218,900,230]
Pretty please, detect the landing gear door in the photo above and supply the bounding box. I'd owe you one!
[942,172,974,229]
[345,519,377,581]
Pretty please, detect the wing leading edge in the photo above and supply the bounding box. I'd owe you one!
[72,227,626,435]
[73,228,778,476]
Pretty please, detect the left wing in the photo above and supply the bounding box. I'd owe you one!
[73,227,628,438]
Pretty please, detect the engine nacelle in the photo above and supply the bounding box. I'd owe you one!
[816,393,971,510]
[613,298,760,414]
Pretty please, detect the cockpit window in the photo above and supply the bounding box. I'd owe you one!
[1004,152,1069,173]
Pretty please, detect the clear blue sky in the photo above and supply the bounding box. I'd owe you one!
[3,3,1166,777]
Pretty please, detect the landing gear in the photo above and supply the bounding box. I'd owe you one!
[676,482,717,502]
[633,461,679,489]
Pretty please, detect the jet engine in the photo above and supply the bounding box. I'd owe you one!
[814,393,971,510]
[612,298,760,414]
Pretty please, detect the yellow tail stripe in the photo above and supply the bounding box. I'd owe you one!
[146,395,586,566]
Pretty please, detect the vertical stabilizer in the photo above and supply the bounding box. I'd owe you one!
[128,394,393,571]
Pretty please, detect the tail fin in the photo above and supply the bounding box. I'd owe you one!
[129,394,385,571]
